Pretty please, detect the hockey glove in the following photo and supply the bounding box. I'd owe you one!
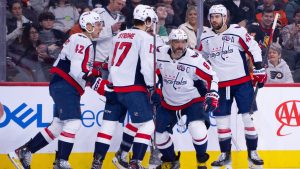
[148,86,161,106]
[204,90,219,113]
[253,68,267,88]
[91,77,110,96]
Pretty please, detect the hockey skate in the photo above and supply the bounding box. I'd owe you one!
[128,160,145,169]
[112,149,129,169]
[197,153,209,169]
[211,152,232,169]
[248,150,264,169]
[53,159,72,169]
[156,152,180,169]
[91,154,103,169]
[8,144,32,169]
[148,146,162,169]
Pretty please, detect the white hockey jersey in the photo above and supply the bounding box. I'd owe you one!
[157,46,219,108]
[51,33,94,95]
[200,24,262,87]
[110,28,155,93]
[93,7,120,62]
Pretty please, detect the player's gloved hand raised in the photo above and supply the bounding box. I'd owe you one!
[147,86,161,106]
[253,68,267,88]
[204,90,219,113]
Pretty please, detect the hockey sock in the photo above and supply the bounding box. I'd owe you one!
[94,141,109,160]
[58,140,74,161]
[132,142,148,161]
[27,132,49,153]
[120,123,137,152]
[219,138,231,152]
[194,141,208,157]
[246,136,258,151]
[159,144,176,162]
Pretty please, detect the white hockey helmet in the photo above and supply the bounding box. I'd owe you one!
[133,4,156,23]
[79,11,103,33]
[208,4,227,20]
[169,29,188,41]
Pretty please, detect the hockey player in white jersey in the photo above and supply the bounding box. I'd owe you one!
[93,0,126,79]
[200,4,266,169]
[108,4,158,169]
[154,29,219,169]
[8,11,109,169]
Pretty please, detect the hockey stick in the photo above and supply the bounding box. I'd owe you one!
[249,13,279,114]
[148,21,162,169]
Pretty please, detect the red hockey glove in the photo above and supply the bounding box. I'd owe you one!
[91,77,110,96]
[204,90,219,113]
[253,68,267,88]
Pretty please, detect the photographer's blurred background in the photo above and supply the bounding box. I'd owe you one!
[1,0,300,83]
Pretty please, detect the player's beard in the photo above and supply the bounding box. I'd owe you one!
[211,20,223,31]
[172,47,185,59]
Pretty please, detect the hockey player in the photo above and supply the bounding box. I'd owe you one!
[200,4,266,169]
[154,29,219,169]
[8,11,109,169]
[91,4,158,169]
[93,0,126,79]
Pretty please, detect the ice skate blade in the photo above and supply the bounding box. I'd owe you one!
[8,152,24,169]
[212,165,232,169]
[249,163,263,169]
[112,157,127,169]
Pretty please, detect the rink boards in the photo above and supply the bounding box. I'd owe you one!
[0,84,300,168]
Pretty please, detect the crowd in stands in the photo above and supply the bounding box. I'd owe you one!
[5,0,300,83]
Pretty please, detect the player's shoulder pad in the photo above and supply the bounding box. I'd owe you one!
[186,48,199,58]
[93,7,105,15]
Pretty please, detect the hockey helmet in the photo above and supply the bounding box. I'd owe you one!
[133,4,157,23]
[79,11,103,33]
[208,4,227,20]
[169,29,188,41]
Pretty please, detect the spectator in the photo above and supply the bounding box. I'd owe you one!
[256,0,288,27]
[285,1,300,24]
[160,0,183,32]
[281,8,300,53]
[92,0,110,7]
[6,0,31,46]
[121,0,142,28]
[266,43,294,83]
[7,24,47,81]
[179,6,198,49]
[247,9,281,65]
[93,0,126,79]
[233,0,256,26]
[29,0,50,14]
[38,11,66,80]
[155,3,168,38]
[49,0,79,33]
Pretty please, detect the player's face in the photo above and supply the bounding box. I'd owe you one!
[91,22,103,38]
[171,40,187,59]
[210,14,223,30]
[268,48,280,64]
